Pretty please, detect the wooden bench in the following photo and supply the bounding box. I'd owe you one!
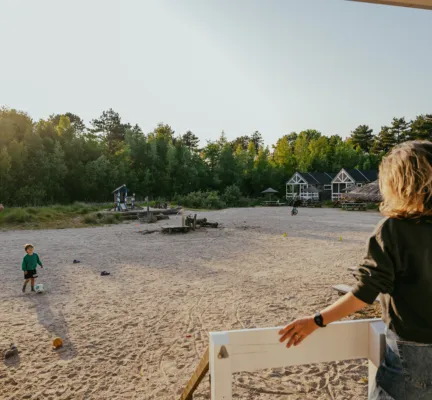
[341,202,367,211]
[261,201,285,207]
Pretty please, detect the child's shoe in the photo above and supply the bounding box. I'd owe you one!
[22,285,26,293]
[31,286,35,292]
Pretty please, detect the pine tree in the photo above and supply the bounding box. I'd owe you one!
[377,126,396,153]
[390,117,409,144]
[350,125,374,152]
[410,115,432,141]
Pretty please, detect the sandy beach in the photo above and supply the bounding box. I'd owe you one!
[0,207,383,400]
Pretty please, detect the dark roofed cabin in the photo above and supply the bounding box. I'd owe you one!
[286,172,336,201]
[331,169,378,201]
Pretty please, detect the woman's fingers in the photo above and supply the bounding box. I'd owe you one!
[294,334,307,346]
[279,324,296,343]
[286,332,302,348]
[278,322,294,336]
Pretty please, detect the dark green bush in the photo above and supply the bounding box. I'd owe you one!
[176,191,226,209]
[2,209,33,223]
[222,185,242,207]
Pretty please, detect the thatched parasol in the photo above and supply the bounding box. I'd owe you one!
[343,181,382,202]
[261,187,279,201]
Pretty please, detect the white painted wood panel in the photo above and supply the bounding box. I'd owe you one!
[209,319,386,400]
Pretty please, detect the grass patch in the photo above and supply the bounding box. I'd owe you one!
[0,203,119,230]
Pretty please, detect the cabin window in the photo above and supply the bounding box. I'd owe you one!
[357,183,363,187]
[324,185,331,191]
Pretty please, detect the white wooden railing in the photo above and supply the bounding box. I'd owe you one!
[209,319,386,399]
[286,193,320,200]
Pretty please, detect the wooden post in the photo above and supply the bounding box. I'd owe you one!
[210,333,232,400]
[179,349,209,400]
[368,320,386,397]
[181,208,185,227]
[193,214,197,230]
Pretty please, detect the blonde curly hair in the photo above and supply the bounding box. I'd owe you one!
[380,140,432,218]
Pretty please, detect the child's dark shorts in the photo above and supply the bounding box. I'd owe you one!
[24,270,37,279]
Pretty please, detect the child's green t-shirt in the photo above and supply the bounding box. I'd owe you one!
[22,254,43,271]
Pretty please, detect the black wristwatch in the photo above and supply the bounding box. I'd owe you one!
[314,312,326,328]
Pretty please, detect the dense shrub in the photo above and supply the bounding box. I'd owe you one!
[222,185,242,207]
[175,191,226,209]
[1,209,33,223]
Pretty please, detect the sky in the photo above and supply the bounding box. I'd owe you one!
[0,0,431,146]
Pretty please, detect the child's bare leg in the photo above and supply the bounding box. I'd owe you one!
[22,279,30,292]
[31,278,35,291]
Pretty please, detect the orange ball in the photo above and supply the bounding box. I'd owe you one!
[53,337,63,349]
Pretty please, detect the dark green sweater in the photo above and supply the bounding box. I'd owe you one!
[22,253,43,271]
[352,217,432,343]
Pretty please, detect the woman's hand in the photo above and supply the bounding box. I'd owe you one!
[278,316,318,348]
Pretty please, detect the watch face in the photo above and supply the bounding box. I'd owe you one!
[314,314,323,327]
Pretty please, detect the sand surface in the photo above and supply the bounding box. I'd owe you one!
[0,208,383,400]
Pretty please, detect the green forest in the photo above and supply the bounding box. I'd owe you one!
[0,107,431,207]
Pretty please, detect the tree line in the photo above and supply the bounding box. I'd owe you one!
[0,106,430,206]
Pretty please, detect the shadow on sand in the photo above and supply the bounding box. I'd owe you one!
[25,293,77,361]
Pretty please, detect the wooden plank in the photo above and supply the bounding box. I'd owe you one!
[349,0,432,10]
[210,320,381,375]
[162,226,192,234]
[179,348,209,400]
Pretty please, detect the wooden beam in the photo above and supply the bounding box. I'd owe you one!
[349,0,432,10]
[179,348,209,400]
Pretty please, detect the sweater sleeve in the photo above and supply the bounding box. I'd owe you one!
[22,257,27,271]
[36,254,43,266]
[352,219,396,304]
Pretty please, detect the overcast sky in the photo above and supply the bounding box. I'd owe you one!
[1,0,431,145]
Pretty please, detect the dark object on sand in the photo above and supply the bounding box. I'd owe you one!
[161,226,192,234]
[73,260,81,264]
[185,215,218,228]
[4,344,18,359]
[100,271,111,276]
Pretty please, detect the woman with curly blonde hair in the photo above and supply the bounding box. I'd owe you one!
[279,141,432,399]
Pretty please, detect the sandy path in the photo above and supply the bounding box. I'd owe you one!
[0,208,382,399]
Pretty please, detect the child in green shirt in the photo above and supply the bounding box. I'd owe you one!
[22,244,43,292]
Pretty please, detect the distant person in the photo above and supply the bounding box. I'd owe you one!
[131,193,135,210]
[22,244,43,293]
[279,141,432,399]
